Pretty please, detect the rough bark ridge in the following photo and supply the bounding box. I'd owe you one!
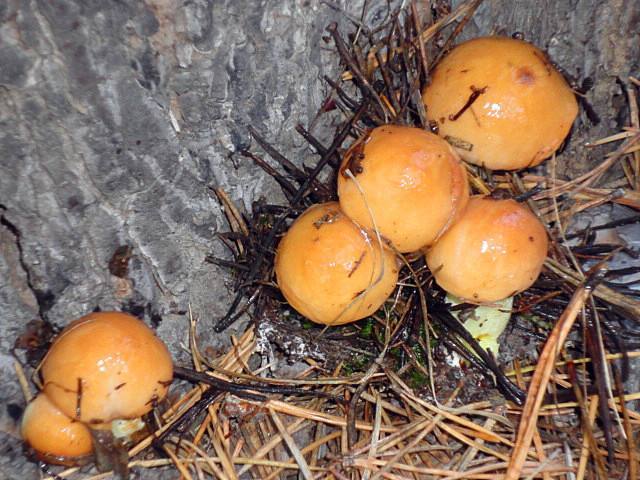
[0,1,638,477]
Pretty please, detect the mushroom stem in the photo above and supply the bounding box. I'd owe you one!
[90,428,129,480]
[447,294,514,356]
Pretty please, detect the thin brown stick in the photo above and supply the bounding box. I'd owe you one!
[269,408,314,480]
[613,365,638,480]
[505,283,594,480]
[576,395,599,480]
[544,258,640,318]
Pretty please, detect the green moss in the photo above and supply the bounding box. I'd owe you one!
[342,353,370,376]
[359,318,374,339]
[407,368,429,389]
[522,313,551,330]
[411,342,426,365]
[389,346,403,360]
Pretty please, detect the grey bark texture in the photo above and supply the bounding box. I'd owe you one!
[0,0,638,478]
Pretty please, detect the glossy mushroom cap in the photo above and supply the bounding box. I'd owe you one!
[275,202,399,325]
[21,393,93,466]
[337,125,469,253]
[42,311,173,425]
[422,36,578,170]
[426,196,548,302]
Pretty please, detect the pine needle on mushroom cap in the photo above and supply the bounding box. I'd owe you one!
[275,202,399,325]
[338,125,469,253]
[423,36,578,170]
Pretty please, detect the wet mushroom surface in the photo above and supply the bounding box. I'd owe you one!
[21,393,94,467]
[337,125,469,253]
[426,196,549,303]
[275,202,399,325]
[41,311,173,425]
[422,36,579,170]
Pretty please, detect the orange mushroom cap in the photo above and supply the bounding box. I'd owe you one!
[275,202,399,325]
[337,125,469,253]
[422,36,578,170]
[21,393,93,466]
[41,311,173,425]
[426,196,548,302]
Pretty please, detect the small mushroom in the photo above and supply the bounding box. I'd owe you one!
[41,311,173,478]
[21,393,93,466]
[422,36,578,170]
[426,196,548,302]
[337,125,469,253]
[275,202,399,325]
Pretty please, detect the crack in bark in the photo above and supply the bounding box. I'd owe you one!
[0,204,53,321]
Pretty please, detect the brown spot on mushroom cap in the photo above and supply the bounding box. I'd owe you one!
[515,66,536,85]
[313,210,342,229]
[347,251,367,278]
[422,36,578,170]
[41,311,173,423]
[340,131,370,178]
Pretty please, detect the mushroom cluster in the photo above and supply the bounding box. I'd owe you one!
[276,36,561,331]
[16,31,568,480]
[418,36,559,303]
[21,311,173,476]
[276,126,471,326]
